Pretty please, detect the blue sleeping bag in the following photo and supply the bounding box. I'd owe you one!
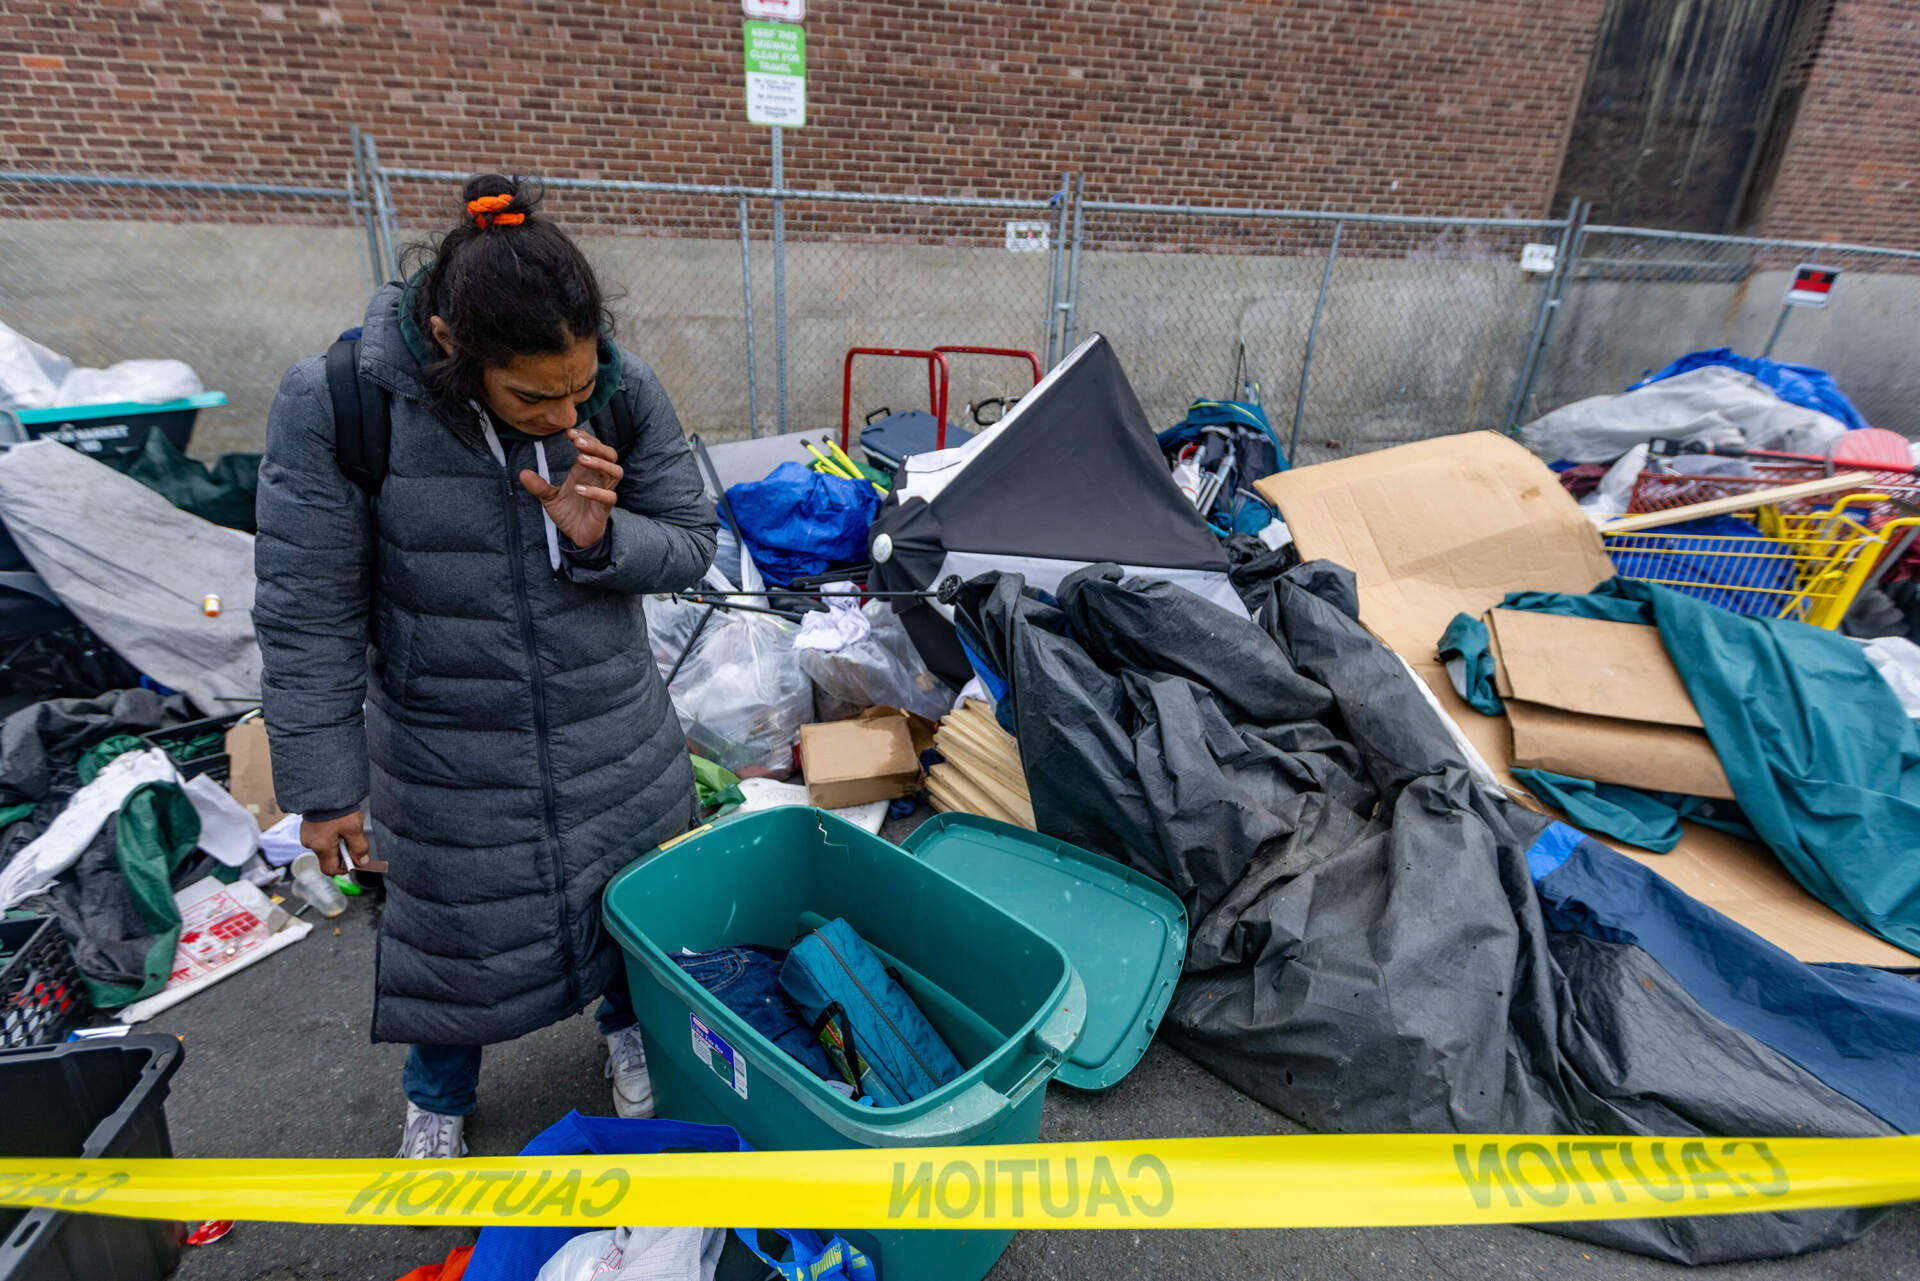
[779,917,964,1106]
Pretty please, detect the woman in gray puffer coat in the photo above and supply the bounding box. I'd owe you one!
[254,175,717,1158]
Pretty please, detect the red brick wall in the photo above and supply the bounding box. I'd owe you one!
[6,0,1913,246]
[5,0,1603,218]
[1761,0,1920,246]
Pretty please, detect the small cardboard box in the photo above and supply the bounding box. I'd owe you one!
[800,707,925,810]
[223,717,285,830]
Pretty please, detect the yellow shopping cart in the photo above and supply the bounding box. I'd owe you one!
[1602,495,1920,629]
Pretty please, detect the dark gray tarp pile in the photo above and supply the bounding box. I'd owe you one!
[950,562,1905,1264]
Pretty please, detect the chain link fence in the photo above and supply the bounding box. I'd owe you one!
[773,190,1063,443]
[1527,225,1920,436]
[0,164,371,457]
[4,135,1917,462]
[1070,205,1570,465]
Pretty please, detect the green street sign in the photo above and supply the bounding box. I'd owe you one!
[744,20,806,127]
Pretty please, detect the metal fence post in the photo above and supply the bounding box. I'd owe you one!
[1505,197,1585,431]
[771,127,788,436]
[738,193,760,438]
[362,132,402,279]
[1761,245,1817,359]
[1044,172,1069,367]
[1062,173,1086,357]
[349,125,385,289]
[1288,220,1342,461]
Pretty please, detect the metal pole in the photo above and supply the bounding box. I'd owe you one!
[1762,246,1817,359]
[771,126,788,436]
[1532,201,1589,409]
[1505,198,1583,431]
[663,606,717,686]
[349,125,384,289]
[1043,172,1069,367]
[1289,219,1342,461]
[1062,172,1086,357]
[738,194,760,439]
[363,132,402,279]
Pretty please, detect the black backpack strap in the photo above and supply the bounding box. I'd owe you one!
[324,337,391,498]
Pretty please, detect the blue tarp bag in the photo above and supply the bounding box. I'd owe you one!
[779,917,965,1106]
[726,461,881,586]
[1630,347,1870,431]
[463,1111,877,1281]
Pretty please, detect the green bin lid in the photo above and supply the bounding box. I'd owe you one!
[902,812,1187,1092]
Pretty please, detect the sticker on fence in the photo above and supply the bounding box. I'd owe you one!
[1784,264,1838,308]
[1006,222,1050,253]
[1519,243,1557,273]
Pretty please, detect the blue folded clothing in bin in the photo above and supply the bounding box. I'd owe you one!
[780,917,964,1106]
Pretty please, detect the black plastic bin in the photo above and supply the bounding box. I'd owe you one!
[0,1036,186,1281]
[0,918,88,1050]
[139,710,252,784]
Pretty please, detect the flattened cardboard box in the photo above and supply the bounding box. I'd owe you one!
[1260,431,1917,967]
[1486,609,1734,800]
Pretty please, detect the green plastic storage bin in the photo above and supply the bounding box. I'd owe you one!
[603,806,1086,1281]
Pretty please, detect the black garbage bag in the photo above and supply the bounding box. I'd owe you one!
[950,562,1901,1264]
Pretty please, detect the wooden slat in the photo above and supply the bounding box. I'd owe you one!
[1599,471,1877,533]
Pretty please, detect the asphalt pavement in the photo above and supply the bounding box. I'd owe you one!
[148,805,1920,1281]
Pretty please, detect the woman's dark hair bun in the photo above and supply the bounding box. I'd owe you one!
[460,172,541,221]
[402,172,611,432]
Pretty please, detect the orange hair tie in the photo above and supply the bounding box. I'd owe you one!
[466,193,525,229]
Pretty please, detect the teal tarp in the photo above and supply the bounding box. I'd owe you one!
[1447,578,1920,955]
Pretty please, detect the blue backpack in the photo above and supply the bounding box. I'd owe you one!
[779,918,965,1107]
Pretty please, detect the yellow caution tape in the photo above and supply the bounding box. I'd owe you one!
[3,1134,1917,1230]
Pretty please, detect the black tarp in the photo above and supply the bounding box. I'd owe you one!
[950,563,1900,1264]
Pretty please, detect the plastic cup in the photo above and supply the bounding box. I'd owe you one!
[289,851,349,918]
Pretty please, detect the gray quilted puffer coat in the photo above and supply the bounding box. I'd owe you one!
[254,283,717,1045]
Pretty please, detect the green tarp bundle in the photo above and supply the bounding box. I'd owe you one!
[105,429,260,533]
[1445,578,1920,954]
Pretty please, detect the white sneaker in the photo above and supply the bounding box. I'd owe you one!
[604,1026,655,1119]
[396,1101,467,1159]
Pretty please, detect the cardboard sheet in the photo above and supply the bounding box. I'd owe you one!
[1488,608,1731,798]
[1263,433,1918,967]
[1256,432,1616,657]
[1504,700,1735,799]
[224,718,285,830]
[1488,610,1704,729]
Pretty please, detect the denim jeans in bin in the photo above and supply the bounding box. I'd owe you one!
[672,944,838,1083]
[404,967,637,1117]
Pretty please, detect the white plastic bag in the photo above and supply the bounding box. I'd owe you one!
[533,1229,627,1281]
[0,320,202,411]
[1861,636,1920,720]
[794,595,954,721]
[668,609,812,776]
[643,593,716,681]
